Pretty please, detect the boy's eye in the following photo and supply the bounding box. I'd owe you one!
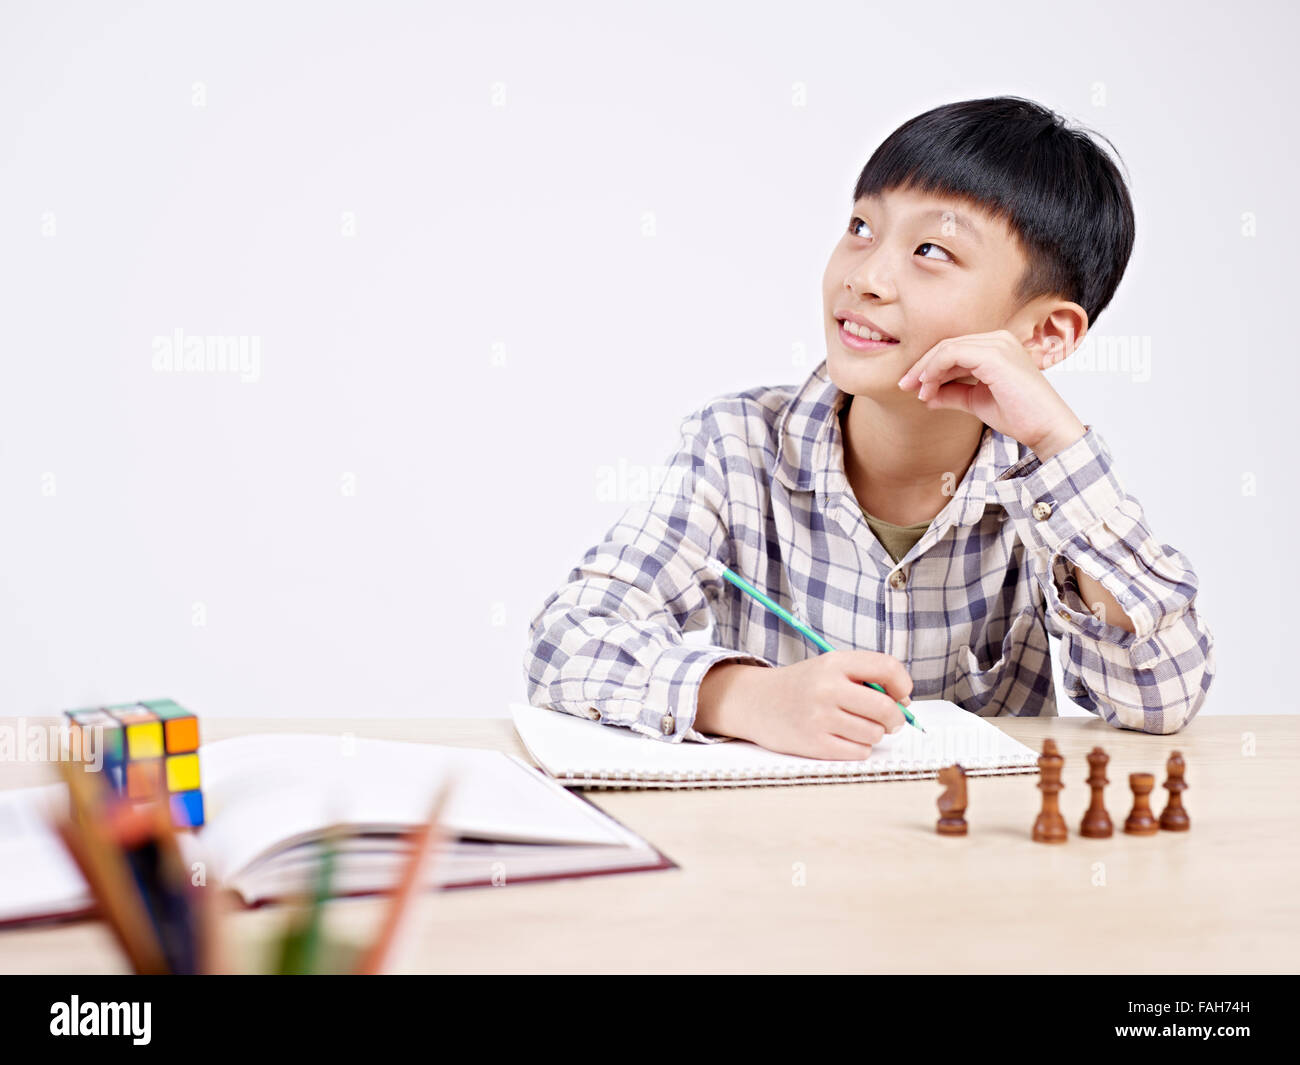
[916,241,954,263]
[847,216,955,263]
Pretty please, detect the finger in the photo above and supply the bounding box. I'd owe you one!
[829,699,888,745]
[897,339,948,389]
[816,733,876,761]
[916,350,1003,402]
[837,680,908,734]
[899,333,1004,389]
[909,351,977,397]
[914,347,988,398]
[836,651,914,708]
[923,380,980,412]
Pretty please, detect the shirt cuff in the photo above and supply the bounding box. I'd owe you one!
[990,425,1152,652]
[990,425,1124,555]
[641,644,775,744]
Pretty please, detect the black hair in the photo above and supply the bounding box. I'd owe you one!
[853,96,1135,328]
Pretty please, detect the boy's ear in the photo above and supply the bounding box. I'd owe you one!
[1026,303,1088,371]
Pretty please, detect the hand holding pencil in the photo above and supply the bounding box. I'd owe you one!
[696,558,921,761]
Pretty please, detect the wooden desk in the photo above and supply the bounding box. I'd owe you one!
[0,714,1294,974]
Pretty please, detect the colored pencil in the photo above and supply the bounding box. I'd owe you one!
[355,777,455,975]
[103,800,199,974]
[52,762,169,973]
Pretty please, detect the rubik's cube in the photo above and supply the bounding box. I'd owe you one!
[62,698,205,828]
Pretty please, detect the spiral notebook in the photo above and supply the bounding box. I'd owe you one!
[510,699,1042,789]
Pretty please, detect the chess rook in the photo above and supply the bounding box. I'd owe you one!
[1124,772,1159,835]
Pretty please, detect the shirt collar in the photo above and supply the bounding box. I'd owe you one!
[772,357,1030,529]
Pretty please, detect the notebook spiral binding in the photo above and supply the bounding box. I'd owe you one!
[561,753,1040,790]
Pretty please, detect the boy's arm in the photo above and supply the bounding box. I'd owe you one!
[990,426,1216,734]
[522,406,775,744]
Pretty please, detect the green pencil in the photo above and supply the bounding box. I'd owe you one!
[702,557,925,734]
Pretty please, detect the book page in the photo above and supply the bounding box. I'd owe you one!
[0,784,92,922]
[193,733,633,884]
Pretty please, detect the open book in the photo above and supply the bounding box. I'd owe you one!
[0,733,673,927]
[511,699,1042,788]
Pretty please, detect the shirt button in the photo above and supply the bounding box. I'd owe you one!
[889,570,907,589]
[1057,608,1071,622]
[661,714,675,735]
[1031,500,1053,520]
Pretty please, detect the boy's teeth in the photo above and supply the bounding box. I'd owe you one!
[843,320,894,341]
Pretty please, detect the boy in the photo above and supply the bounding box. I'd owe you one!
[523,96,1215,760]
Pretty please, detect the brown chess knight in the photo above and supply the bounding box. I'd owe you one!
[936,764,968,836]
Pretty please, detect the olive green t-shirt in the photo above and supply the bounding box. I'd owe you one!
[860,509,932,564]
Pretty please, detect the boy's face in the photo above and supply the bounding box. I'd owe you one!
[822,184,1035,399]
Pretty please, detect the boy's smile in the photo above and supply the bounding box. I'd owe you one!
[834,310,900,351]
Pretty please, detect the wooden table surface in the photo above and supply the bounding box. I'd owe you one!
[1,713,1295,974]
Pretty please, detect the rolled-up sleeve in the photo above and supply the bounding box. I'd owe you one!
[991,426,1216,734]
[523,406,774,743]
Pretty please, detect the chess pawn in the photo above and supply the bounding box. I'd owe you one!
[936,764,968,836]
[1124,773,1159,835]
[1159,751,1190,831]
[1080,747,1113,838]
[1032,739,1068,843]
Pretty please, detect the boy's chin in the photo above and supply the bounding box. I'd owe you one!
[826,346,911,396]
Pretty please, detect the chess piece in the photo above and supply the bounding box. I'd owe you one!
[1080,747,1113,838]
[1159,751,1190,831]
[1124,773,1159,835]
[936,764,968,836]
[1032,739,1067,843]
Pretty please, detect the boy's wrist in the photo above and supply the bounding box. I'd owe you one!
[696,661,769,739]
[1027,417,1087,463]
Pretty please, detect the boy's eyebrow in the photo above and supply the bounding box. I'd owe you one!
[855,197,986,246]
[916,207,985,246]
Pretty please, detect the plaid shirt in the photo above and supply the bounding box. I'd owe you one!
[524,357,1216,743]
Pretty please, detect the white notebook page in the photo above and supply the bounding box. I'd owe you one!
[510,699,1041,783]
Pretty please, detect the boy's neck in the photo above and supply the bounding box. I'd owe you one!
[839,395,986,527]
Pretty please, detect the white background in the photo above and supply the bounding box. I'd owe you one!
[1,1,1292,721]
